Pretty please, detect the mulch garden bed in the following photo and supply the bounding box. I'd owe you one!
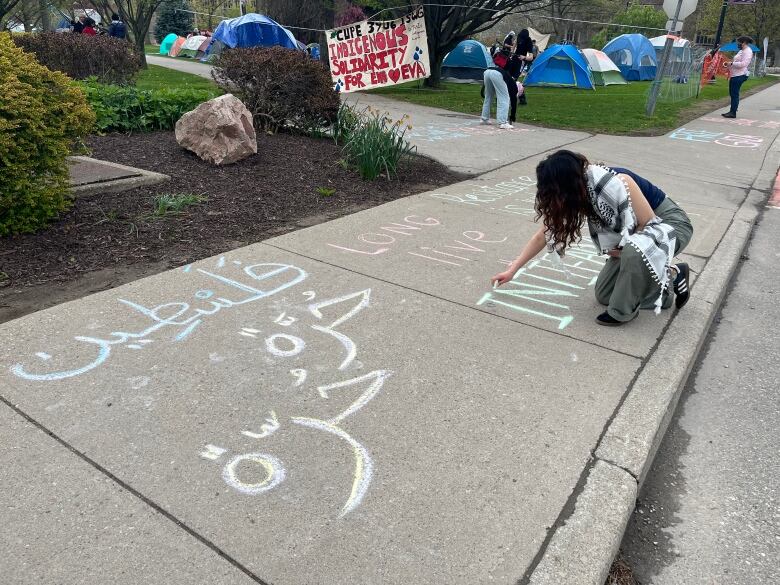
[0,131,464,323]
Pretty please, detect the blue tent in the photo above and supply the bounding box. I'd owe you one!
[524,44,594,89]
[209,13,298,52]
[441,40,493,82]
[718,41,760,53]
[602,34,657,81]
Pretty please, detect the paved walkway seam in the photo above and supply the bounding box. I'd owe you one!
[0,395,273,585]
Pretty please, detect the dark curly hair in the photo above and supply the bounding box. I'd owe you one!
[534,150,597,251]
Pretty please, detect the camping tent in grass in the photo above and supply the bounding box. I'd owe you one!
[178,35,211,58]
[208,13,298,56]
[649,35,693,66]
[442,40,493,82]
[524,44,594,89]
[159,33,179,55]
[582,49,626,85]
[649,35,693,82]
[167,36,187,58]
[602,34,657,81]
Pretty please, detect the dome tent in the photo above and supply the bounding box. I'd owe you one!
[208,13,298,56]
[649,35,693,66]
[442,40,493,82]
[159,33,179,55]
[602,34,657,81]
[582,49,626,86]
[524,44,594,89]
[178,35,212,59]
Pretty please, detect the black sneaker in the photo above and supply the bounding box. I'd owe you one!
[673,263,690,309]
[596,311,623,326]
[721,112,736,118]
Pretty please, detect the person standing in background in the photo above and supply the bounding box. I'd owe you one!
[722,36,754,118]
[82,18,97,36]
[108,14,126,39]
[72,15,85,33]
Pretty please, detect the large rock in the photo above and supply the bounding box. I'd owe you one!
[175,94,257,166]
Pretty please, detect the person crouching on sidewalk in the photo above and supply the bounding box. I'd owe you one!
[491,150,694,326]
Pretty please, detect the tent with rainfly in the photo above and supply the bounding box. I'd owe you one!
[602,34,657,81]
[441,40,493,82]
[581,48,626,85]
[524,44,595,89]
[167,36,187,58]
[159,33,179,55]
[178,35,212,58]
[206,13,299,60]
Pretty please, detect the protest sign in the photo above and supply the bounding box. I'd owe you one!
[326,7,430,93]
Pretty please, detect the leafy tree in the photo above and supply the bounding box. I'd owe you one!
[697,0,779,50]
[154,0,193,40]
[94,0,166,67]
[356,0,544,87]
[0,0,23,24]
[590,5,666,50]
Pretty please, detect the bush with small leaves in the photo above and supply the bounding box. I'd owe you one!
[79,80,218,133]
[0,33,95,236]
[212,46,340,133]
[12,32,142,85]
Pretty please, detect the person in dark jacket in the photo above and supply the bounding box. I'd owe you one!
[511,29,534,105]
[108,14,126,38]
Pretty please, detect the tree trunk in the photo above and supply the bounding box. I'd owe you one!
[134,31,148,67]
[38,0,50,31]
[423,52,444,88]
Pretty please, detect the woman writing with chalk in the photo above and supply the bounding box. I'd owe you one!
[491,150,694,326]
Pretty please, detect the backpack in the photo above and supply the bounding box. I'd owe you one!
[493,51,509,70]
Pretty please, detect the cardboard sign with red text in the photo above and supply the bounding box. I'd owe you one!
[326,7,430,93]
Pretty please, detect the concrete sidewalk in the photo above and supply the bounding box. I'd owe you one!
[1,83,779,584]
[146,54,215,79]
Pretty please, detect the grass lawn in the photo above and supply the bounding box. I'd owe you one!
[371,76,778,135]
[145,44,159,54]
[135,64,218,92]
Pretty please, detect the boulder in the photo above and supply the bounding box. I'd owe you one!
[175,94,257,165]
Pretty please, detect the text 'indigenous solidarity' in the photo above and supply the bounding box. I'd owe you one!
[326,8,430,93]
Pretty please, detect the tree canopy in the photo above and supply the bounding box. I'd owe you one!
[698,0,778,50]
[589,5,666,50]
[355,0,544,87]
[154,0,194,40]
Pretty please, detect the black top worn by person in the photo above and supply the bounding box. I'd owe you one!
[610,166,666,209]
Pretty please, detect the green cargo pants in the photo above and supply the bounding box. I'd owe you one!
[594,198,693,322]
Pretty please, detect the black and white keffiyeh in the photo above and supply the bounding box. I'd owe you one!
[585,164,676,313]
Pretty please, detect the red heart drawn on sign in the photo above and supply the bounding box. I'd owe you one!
[388,68,401,83]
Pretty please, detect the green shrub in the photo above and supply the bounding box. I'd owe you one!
[212,46,340,133]
[337,104,416,181]
[80,80,217,133]
[0,33,95,237]
[12,32,142,85]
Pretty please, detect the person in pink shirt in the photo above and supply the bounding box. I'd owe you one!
[722,36,754,118]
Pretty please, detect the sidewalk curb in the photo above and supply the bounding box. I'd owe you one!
[526,188,764,584]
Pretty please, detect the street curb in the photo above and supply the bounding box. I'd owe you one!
[69,156,170,198]
[526,188,764,584]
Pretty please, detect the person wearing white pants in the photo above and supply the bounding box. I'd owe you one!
[481,68,513,129]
